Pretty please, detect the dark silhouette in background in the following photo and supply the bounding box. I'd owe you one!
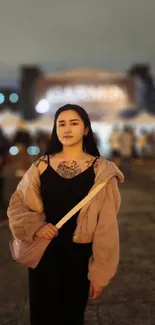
[0,128,10,213]
[120,64,155,119]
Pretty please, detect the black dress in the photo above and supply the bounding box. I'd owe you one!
[28,156,97,325]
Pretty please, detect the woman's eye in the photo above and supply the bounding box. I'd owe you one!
[59,124,65,127]
[71,122,78,126]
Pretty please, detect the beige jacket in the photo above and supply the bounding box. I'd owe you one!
[7,157,124,287]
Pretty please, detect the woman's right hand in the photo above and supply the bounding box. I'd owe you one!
[35,223,58,240]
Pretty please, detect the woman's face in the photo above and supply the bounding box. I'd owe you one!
[56,110,88,147]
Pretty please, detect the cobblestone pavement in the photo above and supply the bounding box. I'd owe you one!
[0,165,155,324]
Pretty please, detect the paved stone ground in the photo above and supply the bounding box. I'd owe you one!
[0,164,155,324]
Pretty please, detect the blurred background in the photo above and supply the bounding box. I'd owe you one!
[0,1,155,324]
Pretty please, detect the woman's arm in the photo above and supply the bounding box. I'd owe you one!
[88,177,121,288]
[7,163,46,242]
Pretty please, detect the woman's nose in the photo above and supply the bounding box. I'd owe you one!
[64,125,71,133]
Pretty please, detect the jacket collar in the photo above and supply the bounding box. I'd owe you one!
[95,157,124,185]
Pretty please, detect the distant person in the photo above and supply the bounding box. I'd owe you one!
[110,126,121,166]
[138,129,148,158]
[12,127,32,148]
[119,126,134,179]
[35,130,50,157]
[148,129,155,157]
[0,127,10,213]
[11,121,32,175]
[119,65,155,119]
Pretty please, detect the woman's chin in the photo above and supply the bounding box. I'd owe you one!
[62,138,81,147]
[62,139,75,146]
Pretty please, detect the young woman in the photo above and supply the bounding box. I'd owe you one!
[7,104,124,325]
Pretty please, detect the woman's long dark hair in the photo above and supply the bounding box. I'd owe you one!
[46,104,100,157]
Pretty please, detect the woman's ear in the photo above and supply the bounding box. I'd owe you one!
[84,127,89,136]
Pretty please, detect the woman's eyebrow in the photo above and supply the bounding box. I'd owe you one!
[58,119,80,123]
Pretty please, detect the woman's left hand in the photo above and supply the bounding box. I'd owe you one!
[89,282,104,300]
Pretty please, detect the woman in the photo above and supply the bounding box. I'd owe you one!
[7,104,124,325]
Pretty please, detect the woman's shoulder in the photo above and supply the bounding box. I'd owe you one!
[34,155,48,167]
[96,156,116,168]
[94,157,124,182]
[95,156,107,168]
[34,155,49,175]
[93,156,112,176]
[84,156,106,175]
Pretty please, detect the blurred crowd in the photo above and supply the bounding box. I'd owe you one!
[0,126,51,218]
[0,123,155,219]
[110,125,155,160]
[109,125,155,179]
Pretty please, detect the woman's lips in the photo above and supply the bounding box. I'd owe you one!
[63,136,73,139]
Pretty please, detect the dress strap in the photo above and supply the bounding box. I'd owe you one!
[47,154,50,166]
[92,157,99,166]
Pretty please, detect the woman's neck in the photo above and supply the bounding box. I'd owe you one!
[56,144,88,160]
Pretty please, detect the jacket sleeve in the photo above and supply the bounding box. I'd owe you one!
[7,163,46,242]
[88,177,121,287]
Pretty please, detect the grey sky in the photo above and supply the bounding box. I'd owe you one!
[0,0,154,85]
